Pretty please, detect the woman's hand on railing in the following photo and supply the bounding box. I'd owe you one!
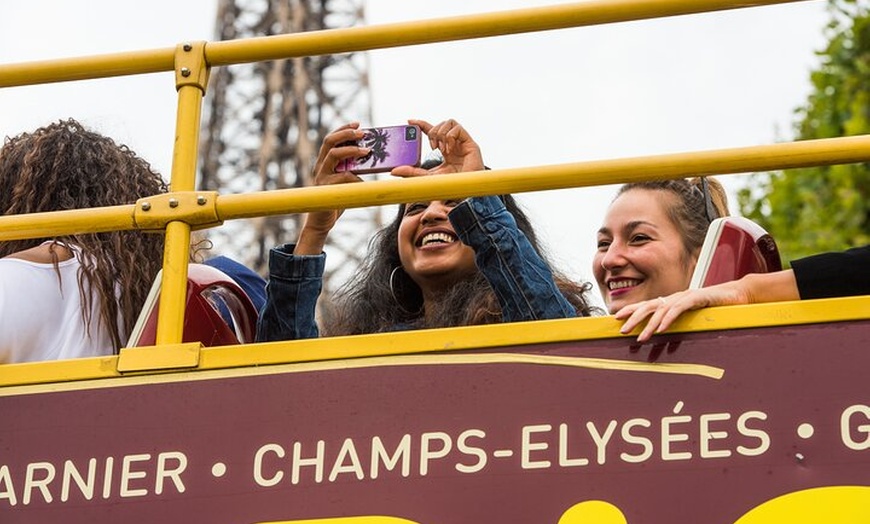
[614,286,742,343]
[295,123,366,255]
[392,118,485,177]
[614,270,799,343]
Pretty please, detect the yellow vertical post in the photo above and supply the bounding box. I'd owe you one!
[155,42,211,345]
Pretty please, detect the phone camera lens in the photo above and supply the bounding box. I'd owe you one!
[405,126,417,141]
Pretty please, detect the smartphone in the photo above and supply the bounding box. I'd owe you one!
[336,124,422,174]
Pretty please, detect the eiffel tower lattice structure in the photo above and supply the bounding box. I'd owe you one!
[199,0,380,317]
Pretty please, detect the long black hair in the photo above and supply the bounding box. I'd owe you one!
[323,193,597,336]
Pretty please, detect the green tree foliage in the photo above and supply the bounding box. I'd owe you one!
[737,0,870,261]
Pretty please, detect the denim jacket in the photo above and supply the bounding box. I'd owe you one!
[256,195,576,342]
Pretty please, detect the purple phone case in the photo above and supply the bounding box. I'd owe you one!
[337,125,422,174]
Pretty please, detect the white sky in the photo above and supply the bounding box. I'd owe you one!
[0,1,830,308]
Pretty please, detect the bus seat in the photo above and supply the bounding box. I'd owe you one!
[126,263,260,348]
[689,216,782,289]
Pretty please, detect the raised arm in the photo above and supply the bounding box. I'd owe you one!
[256,123,369,342]
[450,195,576,321]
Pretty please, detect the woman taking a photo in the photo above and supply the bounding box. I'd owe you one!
[257,118,596,341]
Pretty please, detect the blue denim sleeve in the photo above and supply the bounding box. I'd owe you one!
[255,243,325,341]
[448,195,576,321]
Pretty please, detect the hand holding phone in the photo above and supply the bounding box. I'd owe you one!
[336,124,422,174]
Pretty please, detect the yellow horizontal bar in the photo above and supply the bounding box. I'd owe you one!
[117,342,201,373]
[217,134,870,219]
[205,0,809,65]
[0,0,809,88]
[1,295,868,390]
[0,48,174,88]
[0,204,136,241]
[200,296,870,369]
[0,356,121,390]
[2,134,869,241]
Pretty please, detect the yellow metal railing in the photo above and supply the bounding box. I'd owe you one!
[1,0,867,386]
[5,134,870,242]
[0,0,811,88]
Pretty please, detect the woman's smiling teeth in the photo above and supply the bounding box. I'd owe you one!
[609,279,641,290]
[420,232,456,246]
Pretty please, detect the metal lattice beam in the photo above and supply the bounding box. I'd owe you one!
[199,0,378,301]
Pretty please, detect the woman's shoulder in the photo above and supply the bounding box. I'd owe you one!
[0,245,81,288]
[4,242,75,265]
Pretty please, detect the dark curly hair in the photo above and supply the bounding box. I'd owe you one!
[0,119,168,350]
[323,194,598,336]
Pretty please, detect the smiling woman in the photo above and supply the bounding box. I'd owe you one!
[593,177,729,314]
[256,118,598,341]
[396,198,478,301]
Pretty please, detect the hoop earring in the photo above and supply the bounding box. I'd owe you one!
[389,266,403,305]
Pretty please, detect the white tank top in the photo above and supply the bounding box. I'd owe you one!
[0,250,117,363]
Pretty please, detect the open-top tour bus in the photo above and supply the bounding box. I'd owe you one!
[1,1,868,522]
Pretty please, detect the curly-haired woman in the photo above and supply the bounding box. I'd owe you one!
[0,119,167,362]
